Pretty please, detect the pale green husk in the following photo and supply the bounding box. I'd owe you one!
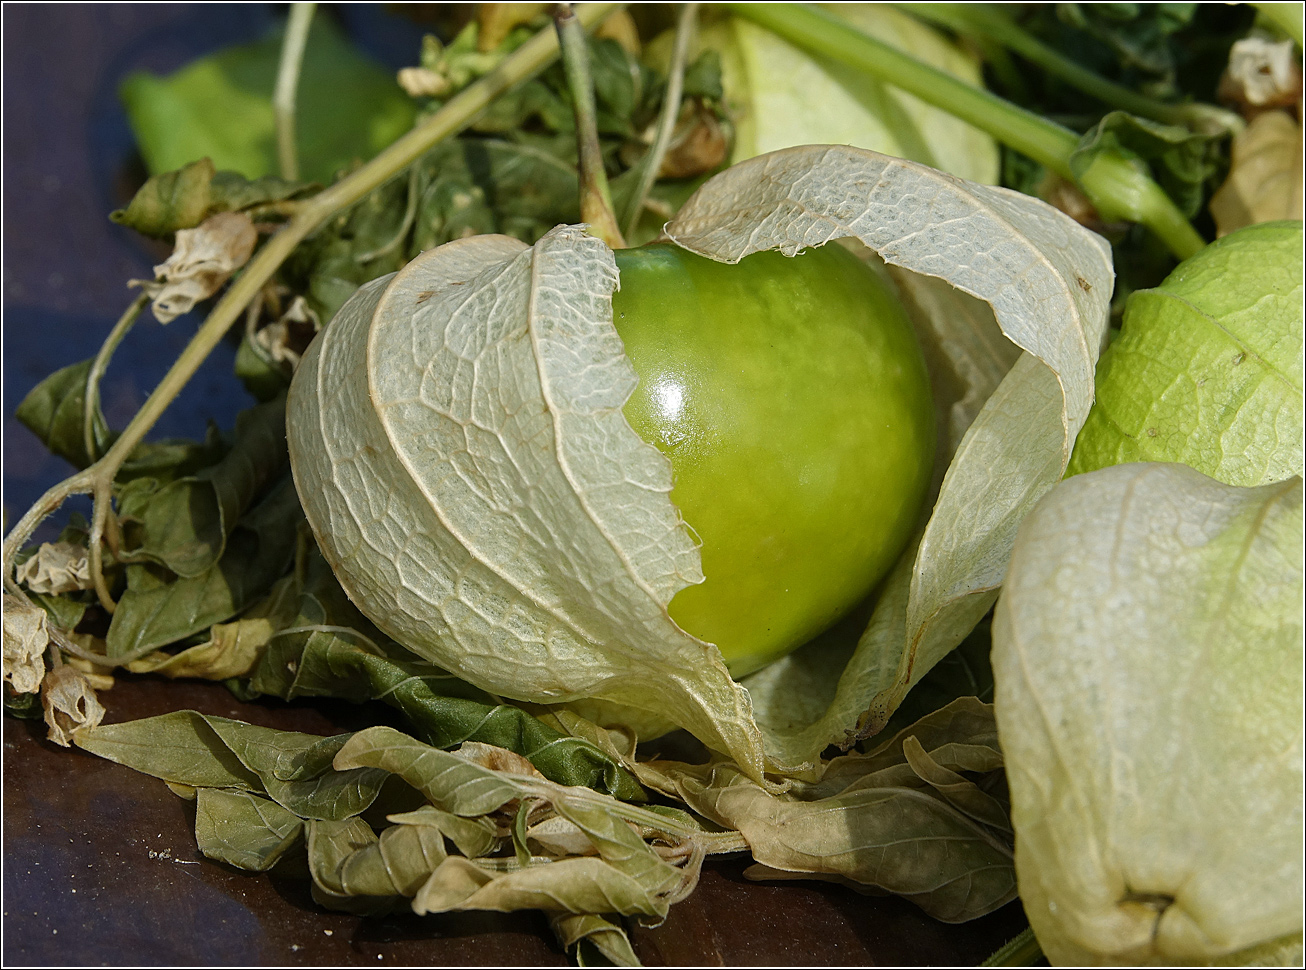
[994,463,1304,965]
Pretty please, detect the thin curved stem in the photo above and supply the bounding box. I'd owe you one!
[3,4,621,639]
[2,471,94,598]
[624,2,698,240]
[274,2,316,181]
[84,294,147,465]
[355,162,422,263]
[87,478,117,612]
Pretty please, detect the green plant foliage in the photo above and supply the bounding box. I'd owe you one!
[106,475,302,658]
[1071,111,1228,219]
[111,157,312,238]
[116,396,289,577]
[1069,220,1304,485]
[121,17,416,184]
[15,358,112,470]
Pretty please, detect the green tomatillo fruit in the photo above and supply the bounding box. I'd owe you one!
[611,241,935,677]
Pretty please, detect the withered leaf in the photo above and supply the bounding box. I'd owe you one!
[3,596,50,695]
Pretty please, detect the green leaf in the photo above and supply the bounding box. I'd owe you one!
[387,805,499,859]
[120,17,416,185]
[75,710,265,789]
[1070,110,1226,219]
[110,158,313,238]
[306,818,400,915]
[208,170,313,214]
[4,685,44,720]
[307,815,447,908]
[333,727,536,818]
[1055,2,1198,95]
[194,788,303,871]
[198,720,389,821]
[125,595,290,681]
[15,358,112,469]
[25,591,89,633]
[117,396,288,577]
[1068,220,1304,485]
[109,158,218,238]
[993,463,1303,964]
[106,474,301,658]
[76,709,392,821]
[288,642,645,801]
[411,850,690,919]
[116,425,229,486]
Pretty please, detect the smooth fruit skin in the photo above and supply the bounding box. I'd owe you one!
[612,242,935,677]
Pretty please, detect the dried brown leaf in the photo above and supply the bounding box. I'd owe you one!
[3,595,49,694]
[42,663,106,747]
[132,211,258,324]
[1210,110,1304,236]
[16,541,93,594]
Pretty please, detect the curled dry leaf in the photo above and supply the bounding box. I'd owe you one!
[333,727,711,920]
[549,912,640,968]
[642,697,1015,923]
[1209,110,1304,236]
[132,211,258,324]
[42,663,107,747]
[16,541,94,595]
[254,294,321,368]
[1218,37,1303,113]
[3,595,49,694]
[994,463,1303,965]
[288,145,1111,782]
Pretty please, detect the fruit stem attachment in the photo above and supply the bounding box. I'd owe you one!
[2,2,621,647]
[273,2,316,181]
[553,3,627,249]
[726,2,1206,260]
[623,2,698,240]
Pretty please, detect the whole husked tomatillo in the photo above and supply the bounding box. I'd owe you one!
[285,225,931,739]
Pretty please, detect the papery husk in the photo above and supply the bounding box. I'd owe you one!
[287,145,1112,783]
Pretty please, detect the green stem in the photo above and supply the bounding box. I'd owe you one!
[84,294,147,464]
[553,3,626,249]
[623,2,699,239]
[273,2,316,181]
[3,3,620,610]
[905,3,1242,135]
[982,925,1044,967]
[725,2,1205,260]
